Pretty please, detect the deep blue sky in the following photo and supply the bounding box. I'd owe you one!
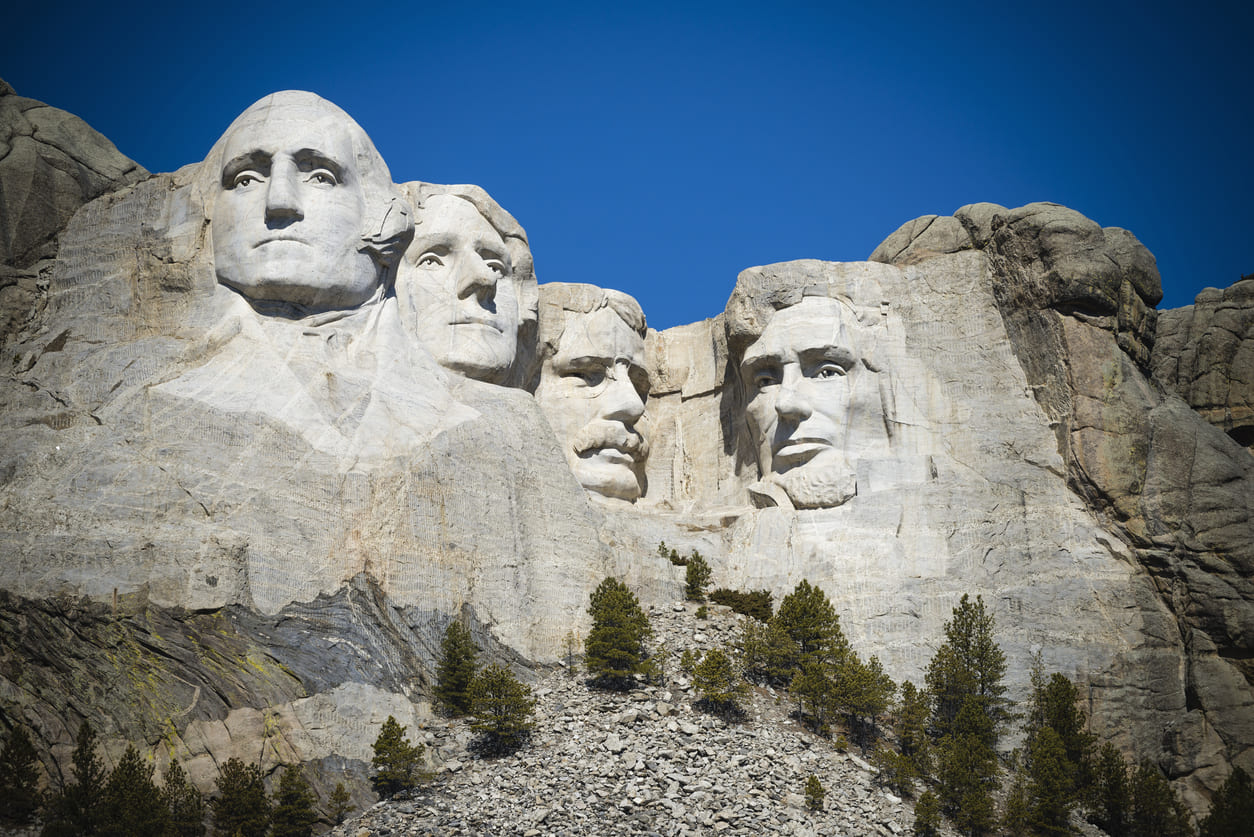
[8,0,1251,329]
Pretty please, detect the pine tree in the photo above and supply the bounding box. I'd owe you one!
[210,758,270,837]
[1021,669,1094,832]
[468,664,536,756]
[584,577,653,690]
[370,716,426,797]
[790,662,835,734]
[913,790,942,837]
[434,619,480,716]
[1129,761,1193,837]
[691,647,748,720]
[0,725,43,826]
[42,719,107,837]
[774,580,849,668]
[836,653,895,754]
[270,764,318,837]
[1200,766,1254,837]
[1088,742,1131,837]
[161,759,205,837]
[1028,670,1094,789]
[896,681,932,780]
[936,697,999,836]
[99,744,171,837]
[1002,759,1030,836]
[738,617,796,687]
[684,551,712,601]
[1025,727,1073,836]
[327,781,355,825]
[804,774,825,811]
[924,594,1008,743]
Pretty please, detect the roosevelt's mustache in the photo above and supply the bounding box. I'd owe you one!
[572,420,649,461]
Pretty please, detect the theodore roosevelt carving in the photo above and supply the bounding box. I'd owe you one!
[535,284,650,502]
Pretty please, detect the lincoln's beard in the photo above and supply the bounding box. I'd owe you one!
[755,452,856,510]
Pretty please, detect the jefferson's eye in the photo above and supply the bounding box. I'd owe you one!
[307,170,338,186]
[485,259,507,277]
[416,252,443,268]
[813,363,845,379]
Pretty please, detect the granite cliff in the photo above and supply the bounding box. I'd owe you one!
[0,84,1249,820]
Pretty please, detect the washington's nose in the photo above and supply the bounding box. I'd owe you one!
[775,372,812,421]
[455,257,498,303]
[602,363,645,423]
[264,163,303,224]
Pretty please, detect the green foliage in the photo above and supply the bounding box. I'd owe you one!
[657,541,685,565]
[936,697,999,836]
[913,790,942,836]
[1024,727,1073,835]
[685,551,712,601]
[692,648,748,721]
[1200,766,1254,837]
[585,577,653,690]
[924,594,1009,744]
[469,664,536,756]
[211,758,270,837]
[790,662,834,735]
[434,619,480,716]
[42,720,107,837]
[1001,762,1030,837]
[775,580,849,668]
[1020,669,1093,833]
[1028,669,1094,787]
[1130,761,1193,837]
[161,759,205,837]
[695,604,709,620]
[99,745,171,837]
[327,781,356,825]
[371,716,427,797]
[873,745,919,797]
[836,653,895,754]
[896,681,932,780]
[708,588,773,622]
[270,764,318,837]
[738,617,796,687]
[804,774,825,811]
[1087,742,1131,837]
[0,725,43,826]
[679,648,699,672]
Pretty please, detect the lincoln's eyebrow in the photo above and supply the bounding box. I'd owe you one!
[740,346,782,373]
[220,150,271,185]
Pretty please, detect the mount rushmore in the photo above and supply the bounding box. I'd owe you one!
[0,83,1251,814]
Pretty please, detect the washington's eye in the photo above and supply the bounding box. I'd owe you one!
[416,252,443,268]
[307,169,338,186]
[813,363,845,380]
[231,172,263,189]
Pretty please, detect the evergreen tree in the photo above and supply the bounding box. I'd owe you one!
[691,648,748,720]
[99,745,171,837]
[836,653,895,754]
[738,617,796,687]
[1028,670,1095,790]
[1129,761,1193,837]
[468,664,536,756]
[1001,760,1030,837]
[327,781,355,825]
[433,619,480,716]
[210,758,269,837]
[913,790,942,837]
[790,662,835,734]
[0,725,43,826]
[270,764,318,837]
[936,697,999,836]
[161,759,205,837]
[42,720,107,837]
[1025,727,1073,836]
[370,716,426,797]
[774,580,849,668]
[1021,669,1094,832]
[924,594,1008,743]
[804,774,825,811]
[584,577,653,690]
[1088,742,1131,837]
[684,551,712,601]
[896,681,933,780]
[1200,766,1254,837]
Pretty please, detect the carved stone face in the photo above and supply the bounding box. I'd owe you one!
[536,306,649,501]
[211,99,378,311]
[740,296,869,508]
[398,195,520,384]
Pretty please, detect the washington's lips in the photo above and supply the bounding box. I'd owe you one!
[253,235,308,247]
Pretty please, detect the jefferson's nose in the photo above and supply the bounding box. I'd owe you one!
[265,162,302,223]
[455,256,498,303]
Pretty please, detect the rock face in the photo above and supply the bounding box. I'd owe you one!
[1,90,1251,821]
[1153,277,1254,454]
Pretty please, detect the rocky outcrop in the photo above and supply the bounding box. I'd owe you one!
[1153,278,1254,455]
[0,80,148,343]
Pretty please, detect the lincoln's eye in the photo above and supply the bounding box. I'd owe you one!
[753,369,781,389]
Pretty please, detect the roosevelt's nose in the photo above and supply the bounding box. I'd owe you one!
[265,161,303,224]
[774,369,812,422]
[455,255,498,304]
[601,362,645,423]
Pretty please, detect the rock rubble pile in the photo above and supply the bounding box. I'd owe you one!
[331,602,938,837]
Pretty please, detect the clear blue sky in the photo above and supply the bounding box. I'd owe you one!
[8,0,1251,329]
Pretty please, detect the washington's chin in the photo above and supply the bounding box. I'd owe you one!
[573,451,642,501]
[216,252,378,310]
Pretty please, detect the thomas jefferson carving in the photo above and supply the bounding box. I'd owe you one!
[535,284,649,502]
